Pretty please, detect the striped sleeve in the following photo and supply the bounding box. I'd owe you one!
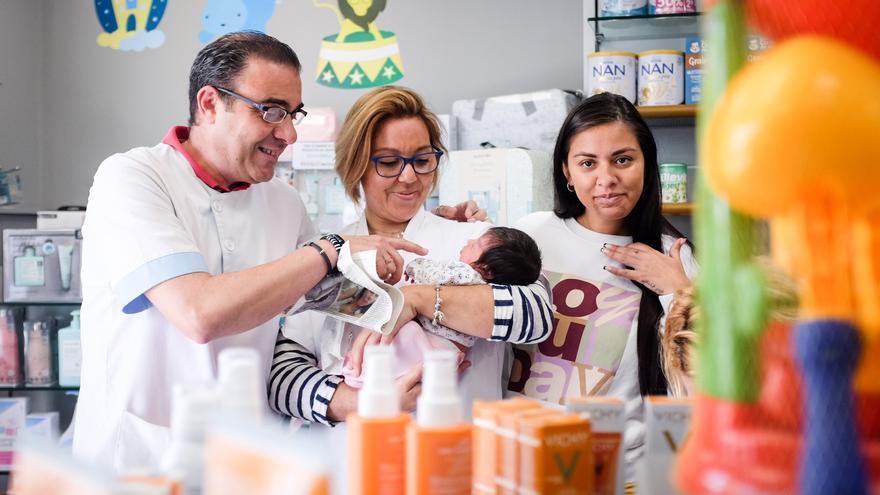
[267,332,343,426]
[489,274,553,344]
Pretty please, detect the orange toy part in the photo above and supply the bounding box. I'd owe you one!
[705,36,880,219]
[745,0,880,61]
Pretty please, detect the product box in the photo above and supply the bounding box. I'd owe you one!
[637,396,693,495]
[291,142,336,171]
[565,397,626,495]
[26,412,60,440]
[10,438,119,495]
[496,406,559,493]
[0,397,28,470]
[684,36,703,105]
[517,413,593,494]
[452,89,581,154]
[472,398,543,494]
[36,210,86,230]
[438,148,553,226]
[203,420,330,495]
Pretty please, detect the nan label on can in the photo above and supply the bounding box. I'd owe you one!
[638,50,684,106]
[588,51,638,104]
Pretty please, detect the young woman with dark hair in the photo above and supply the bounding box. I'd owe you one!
[510,92,698,482]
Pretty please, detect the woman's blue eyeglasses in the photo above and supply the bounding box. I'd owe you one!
[214,86,308,125]
[370,149,444,178]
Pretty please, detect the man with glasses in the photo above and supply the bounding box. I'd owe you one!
[73,31,430,471]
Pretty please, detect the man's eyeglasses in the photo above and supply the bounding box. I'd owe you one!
[214,86,308,125]
[370,149,444,178]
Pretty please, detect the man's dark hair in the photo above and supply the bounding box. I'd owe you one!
[188,31,302,125]
[473,227,542,286]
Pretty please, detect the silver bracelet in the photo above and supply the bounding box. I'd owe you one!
[431,285,445,326]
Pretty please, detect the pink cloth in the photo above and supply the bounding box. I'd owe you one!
[342,321,459,388]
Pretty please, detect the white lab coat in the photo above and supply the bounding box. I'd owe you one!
[74,133,316,471]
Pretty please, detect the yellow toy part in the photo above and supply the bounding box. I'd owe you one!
[705,35,880,218]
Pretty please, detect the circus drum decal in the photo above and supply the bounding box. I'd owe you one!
[313,0,404,89]
[94,0,168,51]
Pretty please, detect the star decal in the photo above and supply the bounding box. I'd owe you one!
[349,69,365,85]
[321,70,334,82]
[382,66,396,79]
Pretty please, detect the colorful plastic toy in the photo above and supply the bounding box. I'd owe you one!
[677,0,880,493]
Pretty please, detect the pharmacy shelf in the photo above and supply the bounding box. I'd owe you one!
[662,203,694,215]
[638,104,696,119]
[0,385,78,393]
[587,11,702,49]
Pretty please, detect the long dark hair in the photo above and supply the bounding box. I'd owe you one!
[552,92,685,396]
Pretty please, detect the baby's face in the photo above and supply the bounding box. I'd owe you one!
[459,233,495,266]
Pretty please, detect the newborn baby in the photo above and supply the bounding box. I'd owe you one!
[343,227,542,386]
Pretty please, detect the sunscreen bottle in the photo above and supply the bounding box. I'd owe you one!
[406,350,471,495]
[347,345,409,495]
[57,310,81,387]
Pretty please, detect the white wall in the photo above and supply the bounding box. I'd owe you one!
[1,0,583,209]
[0,0,45,212]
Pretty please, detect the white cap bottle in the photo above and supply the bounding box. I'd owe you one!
[416,349,462,427]
[358,345,400,418]
[160,382,219,495]
[217,347,263,420]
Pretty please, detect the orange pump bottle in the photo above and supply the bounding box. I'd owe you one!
[347,346,410,495]
[406,350,472,495]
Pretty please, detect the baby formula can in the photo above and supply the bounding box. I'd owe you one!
[649,0,697,14]
[588,51,638,104]
[638,50,684,106]
[660,163,688,203]
[600,0,648,17]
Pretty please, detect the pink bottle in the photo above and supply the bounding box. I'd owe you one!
[0,309,21,386]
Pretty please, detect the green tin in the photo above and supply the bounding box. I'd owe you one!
[659,163,688,203]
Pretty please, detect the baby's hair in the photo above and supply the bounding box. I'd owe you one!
[472,227,542,286]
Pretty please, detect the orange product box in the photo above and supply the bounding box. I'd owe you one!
[472,398,544,494]
[517,413,593,495]
[496,407,561,494]
[565,396,625,495]
[637,396,693,495]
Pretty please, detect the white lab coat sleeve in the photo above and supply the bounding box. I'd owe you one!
[85,153,207,314]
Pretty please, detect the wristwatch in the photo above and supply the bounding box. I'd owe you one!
[320,233,345,254]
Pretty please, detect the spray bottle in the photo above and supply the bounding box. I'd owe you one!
[406,349,471,494]
[347,345,409,495]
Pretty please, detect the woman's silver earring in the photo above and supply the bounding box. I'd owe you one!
[566,183,575,192]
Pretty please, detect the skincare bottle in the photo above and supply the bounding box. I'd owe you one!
[23,320,53,386]
[160,382,219,495]
[0,309,21,386]
[406,350,472,495]
[14,246,45,287]
[57,310,81,387]
[217,347,263,420]
[347,346,409,495]
[56,243,75,291]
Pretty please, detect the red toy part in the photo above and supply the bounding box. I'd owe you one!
[745,0,880,60]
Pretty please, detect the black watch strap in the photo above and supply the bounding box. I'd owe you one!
[320,233,345,254]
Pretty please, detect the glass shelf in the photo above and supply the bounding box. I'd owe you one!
[588,12,701,23]
[588,11,702,47]
[0,385,79,392]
